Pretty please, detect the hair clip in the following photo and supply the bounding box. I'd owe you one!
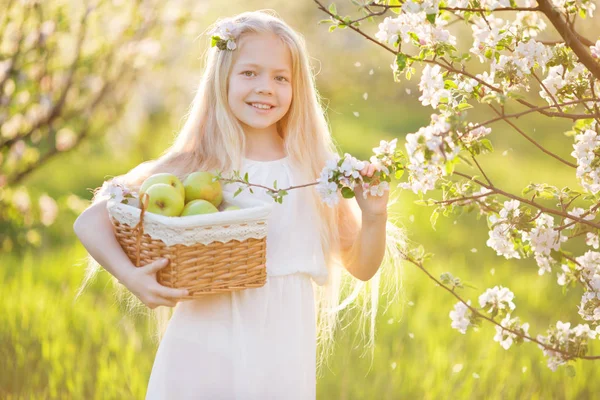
[209,20,238,51]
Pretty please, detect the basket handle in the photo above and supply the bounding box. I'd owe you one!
[133,192,150,267]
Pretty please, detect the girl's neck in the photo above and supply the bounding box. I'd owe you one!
[243,125,286,160]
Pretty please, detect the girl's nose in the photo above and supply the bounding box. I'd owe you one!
[254,77,274,95]
[255,86,273,95]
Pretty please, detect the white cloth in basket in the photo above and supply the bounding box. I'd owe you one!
[145,156,327,399]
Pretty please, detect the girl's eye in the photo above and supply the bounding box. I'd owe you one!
[276,76,288,82]
[242,71,255,77]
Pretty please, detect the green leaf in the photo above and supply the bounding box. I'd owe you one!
[329,25,337,32]
[426,13,436,24]
[457,102,473,111]
[539,189,556,199]
[341,186,355,199]
[396,53,408,72]
[408,32,419,44]
[506,91,525,100]
[444,79,458,89]
[575,118,594,130]
[480,94,496,104]
[329,3,337,14]
[244,172,249,181]
[234,188,243,198]
[389,0,403,14]
[273,180,277,189]
[458,154,474,167]
[480,139,494,153]
[440,272,454,285]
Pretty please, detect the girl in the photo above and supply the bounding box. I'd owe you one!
[73,10,406,399]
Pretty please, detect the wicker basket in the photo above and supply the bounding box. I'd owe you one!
[106,190,274,299]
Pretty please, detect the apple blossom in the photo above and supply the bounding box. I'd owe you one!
[449,300,472,334]
[479,286,516,318]
[494,315,530,350]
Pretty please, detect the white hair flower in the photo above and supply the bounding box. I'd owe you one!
[208,20,239,51]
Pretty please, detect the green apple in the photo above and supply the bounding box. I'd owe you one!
[183,171,223,207]
[140,173,185,201]
[223,205,241,211]
[180,199,219,216]
[144,183,185,217]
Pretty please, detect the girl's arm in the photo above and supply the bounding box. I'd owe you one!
[342,211,388,282]
[72,199,137,285]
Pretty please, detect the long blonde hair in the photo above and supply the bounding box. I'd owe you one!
[76,9,409,376]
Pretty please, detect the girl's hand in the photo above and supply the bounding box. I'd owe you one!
[354,161,389,217]
[122,258,189,309]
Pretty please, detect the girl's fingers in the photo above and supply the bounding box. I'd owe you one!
[361,162,370,175]
[368,164,376,176]
[144,258,170,273]
[156,285,189,299]
[155,296,178,308]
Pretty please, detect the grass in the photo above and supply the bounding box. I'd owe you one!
[2,201,598,399]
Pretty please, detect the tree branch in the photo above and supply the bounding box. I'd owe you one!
[537,0,600,80]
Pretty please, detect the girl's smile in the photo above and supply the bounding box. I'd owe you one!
[247,102,276,113]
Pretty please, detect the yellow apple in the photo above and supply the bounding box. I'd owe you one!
[140,173,185,201]
[144,183,185,216]
[183,171,223,207]
[180,199,219,216]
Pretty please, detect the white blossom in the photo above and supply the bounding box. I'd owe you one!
[586,232,599,249]
[486,201,522,259]
[591,40,600,59]
[470,15,509,63]
[418,64,452,109]
[449,300,472,334]
[479,286,516,316]
[398,114,460,194]
[315,180,340,207]
[487,217,521,259]
[535,254,556,276]
[564,207,596,226]
[515,11,547,39]
[522,213,568,256]
[494,314,530,350]
[461,123,491,143]
[571,128,600,194]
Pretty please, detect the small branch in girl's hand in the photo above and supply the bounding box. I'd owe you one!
[215,171,320,204]
[213,139,407,205]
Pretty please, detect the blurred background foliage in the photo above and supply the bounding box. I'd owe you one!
[1,0,600,398]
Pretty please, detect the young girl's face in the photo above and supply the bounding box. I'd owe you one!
[228,32,293,133]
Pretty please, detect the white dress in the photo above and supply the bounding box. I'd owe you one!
[145,156,328,400]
